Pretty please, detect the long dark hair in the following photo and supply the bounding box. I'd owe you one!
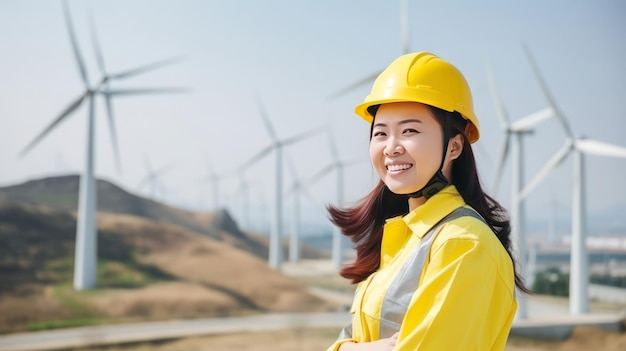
[328,105,529,293]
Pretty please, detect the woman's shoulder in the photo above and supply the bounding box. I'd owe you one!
[431,207,510,262]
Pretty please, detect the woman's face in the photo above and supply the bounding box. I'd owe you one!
[369,102,445,195]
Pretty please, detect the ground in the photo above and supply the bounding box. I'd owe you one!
[68,325,626,351]
[62,259,626,351]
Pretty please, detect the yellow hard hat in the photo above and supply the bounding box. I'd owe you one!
[355,52,480,143]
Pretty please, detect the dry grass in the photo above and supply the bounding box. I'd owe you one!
[90,282,242,319]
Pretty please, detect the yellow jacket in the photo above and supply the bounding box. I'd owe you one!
[328,186,517,351]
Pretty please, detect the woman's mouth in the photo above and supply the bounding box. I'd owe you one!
[387,163,413,172]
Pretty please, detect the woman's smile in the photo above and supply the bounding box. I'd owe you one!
[386,163,413,172]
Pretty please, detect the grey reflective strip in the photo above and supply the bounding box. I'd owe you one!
[378,207,484,338]
[337,324,352,339]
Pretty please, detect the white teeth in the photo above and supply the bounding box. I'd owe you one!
[387,164,412,171]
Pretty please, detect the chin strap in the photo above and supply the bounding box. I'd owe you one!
[407,112,451,199]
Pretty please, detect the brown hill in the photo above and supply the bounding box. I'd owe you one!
[0,175,268,257]
[0,203,336,334]
[0,175,333,333]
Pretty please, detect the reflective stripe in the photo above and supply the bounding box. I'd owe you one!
[338,324,352,339]
[378,207,484,338]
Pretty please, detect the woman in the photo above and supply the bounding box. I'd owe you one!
[326,52,527,351]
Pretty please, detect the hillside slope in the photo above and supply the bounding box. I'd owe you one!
[0,175,269,257]
[0,204,335,333]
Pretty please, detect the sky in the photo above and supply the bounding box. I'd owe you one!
[1,0,625,236]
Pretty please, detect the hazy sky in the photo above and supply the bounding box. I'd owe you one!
[1,0,625,234]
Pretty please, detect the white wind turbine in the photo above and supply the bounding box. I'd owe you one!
[240,98,323,270]
[486,60,553,320]
[18,0,185,290]
[234,173,252,229]
[138,158,173,200]
[309,130,364,268]
[285,158,322,263]
[329,0,411,99]
[519,45,626,315]
[199,163,227,210]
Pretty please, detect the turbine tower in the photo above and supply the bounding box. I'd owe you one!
[240,98,322,270]
[486,60,553,320]
[18,0,185,290]
[519,45,626,314]
[285,158,321,263]
[329,0,411,99]
[285,159,304,263]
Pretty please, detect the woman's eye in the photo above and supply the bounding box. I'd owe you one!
[373,131,386,137]
[403,128,418,134]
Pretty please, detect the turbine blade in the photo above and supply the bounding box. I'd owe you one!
[137,176,151,189]
[282,126,324,147]
[144,156,153,173]
[103,92,122,174]
[400,0,410,54]
[519,141,573,200]
[575,139,626,158]
[239,145,274,171]
[511,107,553,132]
[19,93,88,157]
[101,88,191,96]
[108,57,184,80]
[308,163,335,186]
[343,157,365,167]
[256,97,278,141]
[155,163,174,176]
[62,0,89,88]
[88,4,106,75]
[485,59,510,127]
[328,71,380,100]
[474,142,493,166]
[522,43,574,138]
[284,182,299,197]
[301,182,322,206]
[492,133,510,195]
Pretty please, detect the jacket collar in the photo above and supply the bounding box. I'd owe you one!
[402,185,466,239]
[380,185,467,266]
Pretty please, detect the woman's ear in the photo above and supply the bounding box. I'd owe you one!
[448,134,464,161]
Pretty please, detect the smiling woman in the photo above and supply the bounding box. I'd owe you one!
[326,52,529,351]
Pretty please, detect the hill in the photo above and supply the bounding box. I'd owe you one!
[0,175,268,257]
[0,176,335,334]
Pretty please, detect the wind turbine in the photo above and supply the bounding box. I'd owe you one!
[199,163,226,210]
[239,98,323,270]
[18,0,185,290]
[138,158,173,200]
[309,130,364,268]
[519,45,626,315]
[486,60,553,320]
[285,158,322,263]
[329,0,411,99]
[234,173,252,229]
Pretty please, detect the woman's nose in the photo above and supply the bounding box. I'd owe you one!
[384,139,404,156]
